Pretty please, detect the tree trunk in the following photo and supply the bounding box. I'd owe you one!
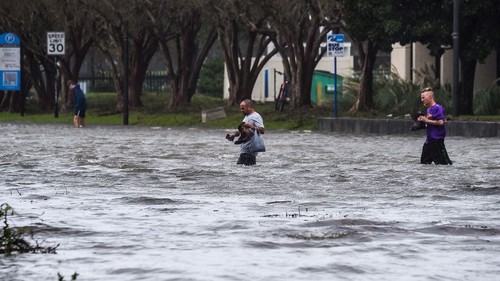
[25,53,55,110]
[0,91,19,112]
[127,35,158,108]
[187,31,216,103]
[350,40,377,113]
[228,79,252,105]
[289,59,315,108]
[128,65,145,108]
[166,29,217,109]
[128,50,147,108]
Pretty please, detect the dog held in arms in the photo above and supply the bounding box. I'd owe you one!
[410,112,426,131]
[226,122,254,144]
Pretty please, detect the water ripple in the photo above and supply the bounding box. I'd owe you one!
[1,123,500,281]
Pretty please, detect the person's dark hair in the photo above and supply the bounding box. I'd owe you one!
[67,80,75,87]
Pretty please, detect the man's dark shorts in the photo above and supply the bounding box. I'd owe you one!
[237,153,256,166]
[421,139,452,165]
[75,110,86,118]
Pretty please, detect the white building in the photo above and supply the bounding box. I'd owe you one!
[391,42,497,93]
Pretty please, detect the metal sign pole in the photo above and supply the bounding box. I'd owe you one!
[334,56,338,118]
[54,56,58,118]
[328,33,344,118]
[47,32,65,118]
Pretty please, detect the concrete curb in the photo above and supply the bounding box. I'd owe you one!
[201,107,226,123]
[318,117,500,138]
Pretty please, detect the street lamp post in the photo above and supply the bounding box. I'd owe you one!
[452,0,460,117]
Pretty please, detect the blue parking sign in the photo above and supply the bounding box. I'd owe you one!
[0,33,21,91]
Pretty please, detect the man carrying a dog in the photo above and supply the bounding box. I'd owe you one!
[226,99,265,165]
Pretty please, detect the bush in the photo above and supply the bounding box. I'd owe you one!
[375,70,422,115]
[1,203,59,254]
[357,65,453,116]
[474,84,500,115]
[197,58,224,98]
[338,74,360,113]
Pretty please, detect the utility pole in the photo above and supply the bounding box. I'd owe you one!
[452,0,460,116]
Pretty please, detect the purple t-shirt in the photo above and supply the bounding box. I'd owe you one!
[425,104,446,143]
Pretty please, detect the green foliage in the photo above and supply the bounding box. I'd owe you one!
[197,58,225,98]
[1,89,497,129]
[337,74,360,112]
[0,203,16,254]
[461,0,500,63]
[375,71,422,115]
[474,84,500,115]
[343,65,453,117]
[86,92,119,113]
[375,74,452,116]
[339,0,405,52]
[91,82,116,93]
[0,91,327,130]
[58,272,79,281]
[1,203,59,255]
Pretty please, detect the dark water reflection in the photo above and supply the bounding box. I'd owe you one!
[1,122,499,281]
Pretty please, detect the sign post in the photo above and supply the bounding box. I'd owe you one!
[47,32,65,118]
[327,34,345,117]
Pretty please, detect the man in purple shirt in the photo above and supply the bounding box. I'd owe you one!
[417,87,452,165]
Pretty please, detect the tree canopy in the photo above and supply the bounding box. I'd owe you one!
[0,0,499,115]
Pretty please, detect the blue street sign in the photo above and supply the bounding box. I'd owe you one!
[327,34,345,57]
[0,33,21,91]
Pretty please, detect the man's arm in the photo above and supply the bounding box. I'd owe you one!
[418,115,444,126]
[226,130,240,141]
[243,122,265,134]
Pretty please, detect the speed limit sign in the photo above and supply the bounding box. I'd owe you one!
[47,32,65,55]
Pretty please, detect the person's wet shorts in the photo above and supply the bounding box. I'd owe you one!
[237,153,256,166]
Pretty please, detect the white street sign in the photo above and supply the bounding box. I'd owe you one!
[47,32,65,55]
[327,34,345,57]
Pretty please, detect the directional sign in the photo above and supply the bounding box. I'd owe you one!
[47,32,65,55]
[0,33,21,91]
[327,34,344,57]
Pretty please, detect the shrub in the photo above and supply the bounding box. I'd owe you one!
[474,84,500,115]
[343,64,452,116]
[197,58,224,98]
[375,69,422,115]
[1,203,59,254]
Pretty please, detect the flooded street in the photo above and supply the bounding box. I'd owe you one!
[1,122,499,281]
